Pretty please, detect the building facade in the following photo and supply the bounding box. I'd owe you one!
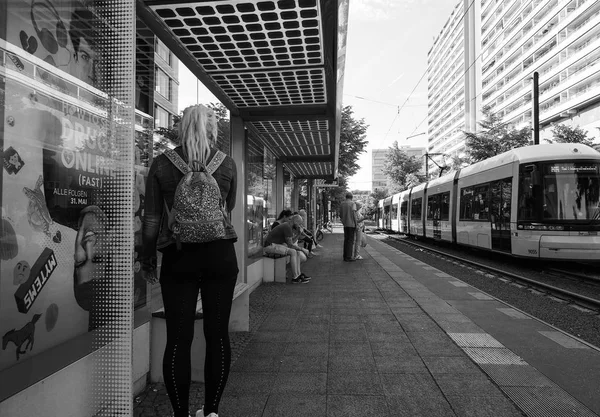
[371,146,426,192]
[481,0,600,140]
[428,0,600,165]
[372,148,389,192]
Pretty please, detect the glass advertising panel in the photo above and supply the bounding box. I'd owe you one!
[1,0,134,413]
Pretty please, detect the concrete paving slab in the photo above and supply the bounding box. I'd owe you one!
[327,371,384,395]
[326,395,390,417]
[263,393,326,417]
[374,354,429,373]
[445,395,525,417]
[386,392,456,417]
[284,342,328,357]
[271,372,327,394]
[422,356,482,374]
[328,355,378,373]
[434,373,507,397]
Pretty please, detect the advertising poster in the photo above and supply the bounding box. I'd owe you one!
[0,0,136,372]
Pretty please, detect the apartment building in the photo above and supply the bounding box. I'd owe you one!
[428,0,600,163]
[372,149,389,192]
[371,146,426,192]
[154,37,179,129]
[481,0,600,140]
[427,0,481,174]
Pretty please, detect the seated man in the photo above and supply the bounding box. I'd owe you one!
[271,209,292,230]
[263,214,311,284]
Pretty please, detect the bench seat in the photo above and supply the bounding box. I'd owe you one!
[263,252,290,283]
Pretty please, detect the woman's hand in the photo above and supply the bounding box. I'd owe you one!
[141,267,159,285]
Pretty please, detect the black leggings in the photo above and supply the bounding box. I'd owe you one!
[160,273,237,417]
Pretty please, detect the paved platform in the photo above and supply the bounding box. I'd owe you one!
[135,229,600,417]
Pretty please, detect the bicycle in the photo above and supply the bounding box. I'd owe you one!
[315,221,333,242]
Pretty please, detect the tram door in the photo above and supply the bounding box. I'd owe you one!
[490,179,512,252]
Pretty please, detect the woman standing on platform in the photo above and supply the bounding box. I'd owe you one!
[141,104,238,417]
[353,201,365,260]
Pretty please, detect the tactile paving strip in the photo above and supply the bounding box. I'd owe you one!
[463,347,528,365]
[448,333,505,348]
[503,387,599,417]
[480,364,556,387]
[151,0,323,72]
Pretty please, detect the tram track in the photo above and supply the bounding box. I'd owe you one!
[375,231,600,312]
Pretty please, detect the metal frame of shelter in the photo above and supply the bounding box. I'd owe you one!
[137,0,349,180]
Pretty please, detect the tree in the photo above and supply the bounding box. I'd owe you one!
[324,105,369,211]
[382,141,426,191]
[337,106,369,178]
[463,106,531,163]
[549,124,594,146]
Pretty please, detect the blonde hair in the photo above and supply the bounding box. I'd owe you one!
[178,104,218,171]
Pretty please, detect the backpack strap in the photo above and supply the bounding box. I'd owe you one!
[206,150,226,175]
[163,149,191,175]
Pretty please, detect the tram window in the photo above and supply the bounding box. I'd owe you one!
[518,167,537,220]
[427,195,439,220]
[472,185,489,220]
[411,198,422,220]
[441,192,450,221]
[460,188,474,220]
[392,204,398,220]
[400,201,408,217]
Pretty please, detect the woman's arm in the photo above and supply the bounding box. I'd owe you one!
[226,158,237,212]
[141,159,163,270]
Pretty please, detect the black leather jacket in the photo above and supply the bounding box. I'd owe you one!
[141,146,237,267]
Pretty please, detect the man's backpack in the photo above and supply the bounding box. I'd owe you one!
[162,149,227,248]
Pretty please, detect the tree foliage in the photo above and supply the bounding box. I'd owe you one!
[324,105,369,209]
[337,106,369,178]
[549,124,594,146]
[381,141,426,191]
[463,106,530,163]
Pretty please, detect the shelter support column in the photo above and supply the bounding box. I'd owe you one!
[291,178,300,211]
[230,115,246,285]
[275,160,284,216]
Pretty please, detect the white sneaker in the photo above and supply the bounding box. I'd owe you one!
[355,255,363,260]
[196,409,218,417]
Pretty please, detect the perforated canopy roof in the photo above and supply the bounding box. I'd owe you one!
[138,0,349,179]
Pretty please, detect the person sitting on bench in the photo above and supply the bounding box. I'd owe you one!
[263,214,311,284]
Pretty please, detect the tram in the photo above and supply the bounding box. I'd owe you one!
[377,144,600,261]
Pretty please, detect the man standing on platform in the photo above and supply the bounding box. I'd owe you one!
[340,192,356,262]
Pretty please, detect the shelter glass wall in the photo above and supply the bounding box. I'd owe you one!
[0,0,134,414]
[246,134,276,261]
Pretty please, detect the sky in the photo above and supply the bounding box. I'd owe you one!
[178,0,462,190]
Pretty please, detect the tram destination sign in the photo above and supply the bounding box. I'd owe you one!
[548,163,599,173]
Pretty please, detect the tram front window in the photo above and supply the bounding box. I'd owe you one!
[537,162,600,221]
[519,162,600,222]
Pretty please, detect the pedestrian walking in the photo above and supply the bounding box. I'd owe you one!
[141,104,238,417]
[340,192,356,261]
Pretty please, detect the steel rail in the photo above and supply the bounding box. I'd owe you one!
[380,233,600,310]
[544,267,600,285]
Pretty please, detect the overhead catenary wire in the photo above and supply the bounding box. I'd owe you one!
[371,0,478,153]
